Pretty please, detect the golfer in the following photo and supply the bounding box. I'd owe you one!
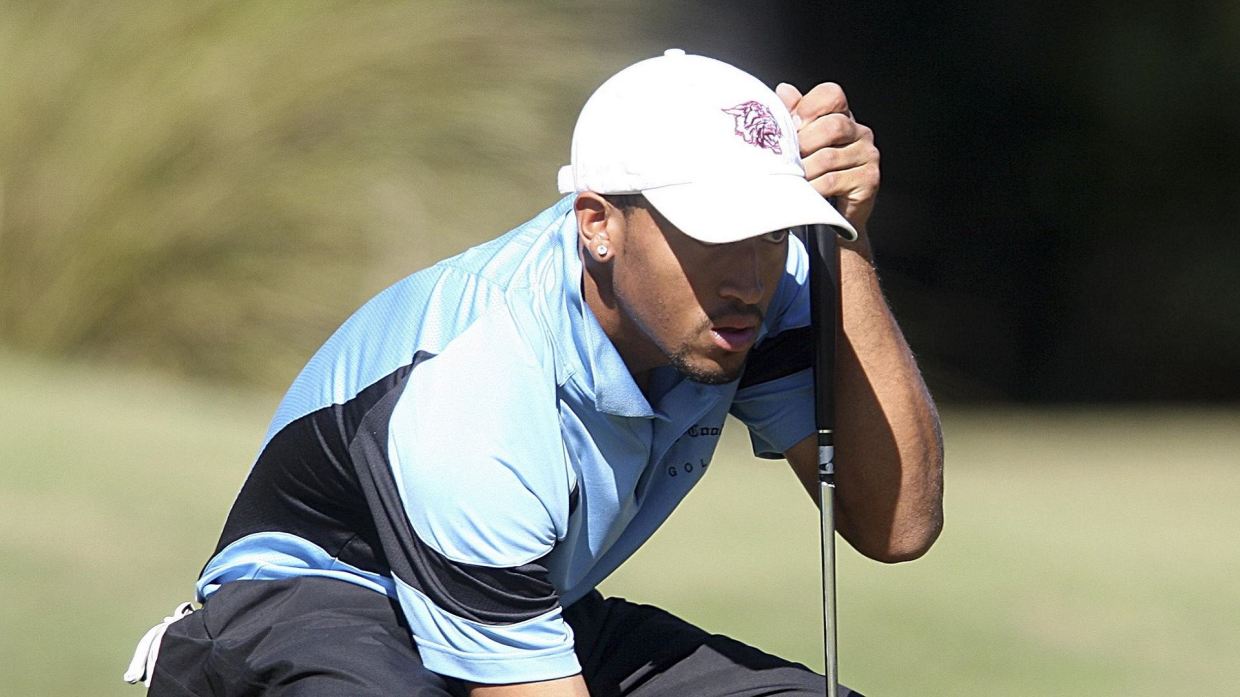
[126,50,943,697]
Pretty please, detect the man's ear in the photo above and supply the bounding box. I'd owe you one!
[575,192,617,263]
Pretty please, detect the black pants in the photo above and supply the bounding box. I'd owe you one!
[149,577,862,696]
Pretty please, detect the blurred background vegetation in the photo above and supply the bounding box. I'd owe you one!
[0,0,662,387]
[1,2,1237,696]
[1,1,1235,399]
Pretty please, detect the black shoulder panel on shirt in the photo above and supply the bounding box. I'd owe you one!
[209,352,560,626]
[348,365,559,625]
[210,365,414,572]
[738,325,813,389]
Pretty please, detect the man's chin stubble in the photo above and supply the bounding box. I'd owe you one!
[668,347,743,385]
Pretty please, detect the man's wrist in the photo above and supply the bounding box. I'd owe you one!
[839,229,875,266]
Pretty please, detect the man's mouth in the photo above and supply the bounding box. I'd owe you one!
[710,324,759,352]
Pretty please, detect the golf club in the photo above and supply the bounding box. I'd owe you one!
[803,222,840,697]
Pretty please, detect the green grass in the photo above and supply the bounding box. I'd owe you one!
[2,350,1237,696]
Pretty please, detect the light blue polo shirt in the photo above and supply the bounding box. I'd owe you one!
[197,195,816,684]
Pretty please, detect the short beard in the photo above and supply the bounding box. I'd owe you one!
[667,345,743,385]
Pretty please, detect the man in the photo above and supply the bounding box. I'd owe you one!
[126,49,943,696]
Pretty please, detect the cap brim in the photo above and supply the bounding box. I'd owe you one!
[641,174,858,243]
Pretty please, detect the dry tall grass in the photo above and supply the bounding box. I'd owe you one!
[0,1,657,386]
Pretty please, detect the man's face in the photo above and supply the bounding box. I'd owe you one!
[605,201,789,385]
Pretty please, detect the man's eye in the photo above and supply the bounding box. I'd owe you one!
[763,229,789,244]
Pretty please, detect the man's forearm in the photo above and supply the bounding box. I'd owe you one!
[832,237,943,561]
[787,236,944,562]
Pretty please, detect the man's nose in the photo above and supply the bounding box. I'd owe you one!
[718,239,765,305]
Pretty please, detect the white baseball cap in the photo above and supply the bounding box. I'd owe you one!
[558,49,857,243]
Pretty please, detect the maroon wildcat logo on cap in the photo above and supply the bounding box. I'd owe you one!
[722,101,783,154]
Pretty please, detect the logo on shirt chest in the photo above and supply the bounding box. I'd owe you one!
[668,422,723,477]
[686,423,722,438]
[667,457,710,478]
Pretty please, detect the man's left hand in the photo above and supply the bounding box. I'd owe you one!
[776,82,880,234]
